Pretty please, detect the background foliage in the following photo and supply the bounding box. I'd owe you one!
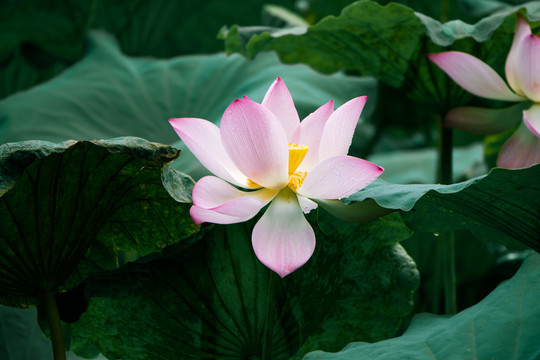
[0,0,539,359]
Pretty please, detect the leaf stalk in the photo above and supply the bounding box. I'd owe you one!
[438,118,457,314]
[44,291,66,360]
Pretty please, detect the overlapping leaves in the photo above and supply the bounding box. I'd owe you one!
[66,213,418,360]
[223,0,425,88]
[222,0,540,111]
[2,143,536,358]
[0,31,377,179]
[304,251,540,360]
[0,137,196,307]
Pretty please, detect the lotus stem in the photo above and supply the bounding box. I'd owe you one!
[438,118,457,314]
[44,291,66,360]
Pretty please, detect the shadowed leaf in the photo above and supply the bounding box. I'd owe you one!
[0,137,196,307]
[67,213,418,359]
[0,0,298,98]
[223,1,425,88]
[346,165,540,250]
[222,1,540,111]
[304,251,540,360]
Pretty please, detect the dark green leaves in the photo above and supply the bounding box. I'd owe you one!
[223,1,540,111]
[0,0,298,99]
[88,0,298,57]
[223,0,425,88]
[68,213,418,359]
[0,138,196,307]
[347,165,540,250]
[304,251,540,360]
[0,0,90,99]
[402,165,540,249]
[0,31,377,179]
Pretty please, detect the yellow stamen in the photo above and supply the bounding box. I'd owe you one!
[248,144,309,191]
[288,143,309,173]
[288,171,307,191]
[246,178,261,188]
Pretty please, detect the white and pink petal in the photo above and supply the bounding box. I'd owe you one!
[296,195,318,214]
[190,176,278,225]
[192,176,276,209]
[261,77,301,141]
[318,96,367,162]
[523,104,540,137]
[252,189,315,277]
[291,100,334,172]
[498,122,540,169]
[190,198,265,225]
[505,13,531,96]
[516,33,540,102]
[221,99,289,190]
[169,118,250,187]
[296,155,383,200]
[428,51,524,102]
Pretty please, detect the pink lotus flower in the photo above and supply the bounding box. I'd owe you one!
[169,78,383,277]
[428,14,540,169]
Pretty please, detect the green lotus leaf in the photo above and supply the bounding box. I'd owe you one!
[223,0,425,88]
[0,0,298,99]
[304,251,540,360]
[0,137,196,307]
[0,31,377,180]
[306,0,509,23]
[67,212,418,359]
[222,1,540,110]
[345,165,540,250]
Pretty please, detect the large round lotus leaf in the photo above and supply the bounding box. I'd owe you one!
[345,165,540,251]
[304,251,540,360]
[0,137,196,307]
[0,31,377,179]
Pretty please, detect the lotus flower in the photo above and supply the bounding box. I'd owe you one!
[428,13,540,169]
[169,77,383,277]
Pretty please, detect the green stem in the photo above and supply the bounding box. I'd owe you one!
[438,123,453,184]
[44,291,66,360]
[262,272,276,360]
[438,118,457,314]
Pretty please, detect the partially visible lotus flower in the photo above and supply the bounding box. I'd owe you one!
[169,77,383,277]
[428,14,540,169]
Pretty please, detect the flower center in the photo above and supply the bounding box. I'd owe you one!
[246,178,261,187]
[287,143,309,191]
[288,171,307,191]
[288,143,309,173]
[246,144,309,190]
